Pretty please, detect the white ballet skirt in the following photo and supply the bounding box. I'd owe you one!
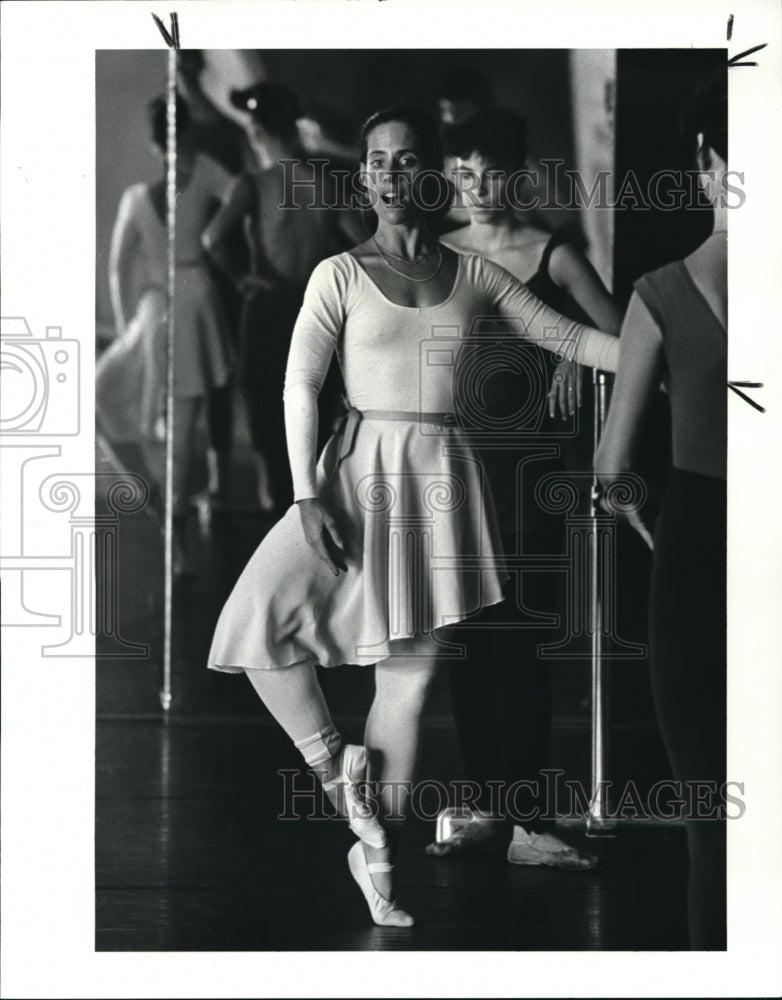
[97,156,235,444]
[208,251,619,672]
[96,288,167,442]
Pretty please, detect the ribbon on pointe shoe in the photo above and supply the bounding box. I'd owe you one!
[322,744,387,849]
[347,842,414,928]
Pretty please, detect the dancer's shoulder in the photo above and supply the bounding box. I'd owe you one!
[303,252,358,306]
[456,251,517,289]
[114,183,150,225]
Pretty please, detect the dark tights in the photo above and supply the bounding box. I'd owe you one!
[649,467,727,950]
[206,383,233,454]
[449,557,558,829]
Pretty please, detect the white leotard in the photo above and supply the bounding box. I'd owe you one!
[283,251,619,499]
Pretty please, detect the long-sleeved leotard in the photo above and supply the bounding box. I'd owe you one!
[283,251,619,500]
[208,250,619,674]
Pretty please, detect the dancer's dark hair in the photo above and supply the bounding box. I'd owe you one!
[682,68,727,166]
[359,106,444,172]
[356,107,452,225]
[438,69,494,108]
[230,81,303,140]
[445,106,528,170]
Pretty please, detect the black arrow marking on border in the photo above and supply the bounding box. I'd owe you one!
[152,12,180,50]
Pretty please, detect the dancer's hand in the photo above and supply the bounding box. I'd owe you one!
[548,358,582,420]
[625,508,654,551]
[600,495,655,551]
[298,498,348,575]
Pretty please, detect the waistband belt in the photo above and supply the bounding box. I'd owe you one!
[334,405,458,466]
[361,409,458,426]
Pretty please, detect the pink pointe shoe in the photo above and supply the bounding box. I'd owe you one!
[322,745,387,849]
[347,842,414,928]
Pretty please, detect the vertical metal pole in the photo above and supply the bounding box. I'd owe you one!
[160,47,177,713]
[587,370,616,835]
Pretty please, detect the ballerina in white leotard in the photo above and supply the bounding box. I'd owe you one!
[208,107,619,927]
[99,95,234,571]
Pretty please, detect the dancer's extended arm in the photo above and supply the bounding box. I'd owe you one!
[594,291,666,549]
[547,244,624,418]
[201,173,267,295]
[481,257,621,372]
[108,188,141,335]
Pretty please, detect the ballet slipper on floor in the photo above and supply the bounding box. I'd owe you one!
[507,826,599,870]
[425,814,507,857]
[347,842,414,928]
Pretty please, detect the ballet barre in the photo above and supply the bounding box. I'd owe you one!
[161,45,178,713]
[587,369,616,836]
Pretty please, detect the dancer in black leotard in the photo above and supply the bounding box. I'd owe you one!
[428,107,622,865]
[596,71,728,949]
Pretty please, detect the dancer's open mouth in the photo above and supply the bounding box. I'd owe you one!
[381,192,407,207]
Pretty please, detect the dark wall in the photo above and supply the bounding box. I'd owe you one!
[613,48,725,304]
[261,48,573,160]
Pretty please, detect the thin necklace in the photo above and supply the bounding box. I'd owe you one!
[372,236,444,282]
[374,241,438,263]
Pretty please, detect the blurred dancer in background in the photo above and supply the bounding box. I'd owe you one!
[203,81,364,516]
[176,50,256,508]
[438,69,494,233]
[100,95,235,572]
[429,106,621,866]
[438,68,495,129]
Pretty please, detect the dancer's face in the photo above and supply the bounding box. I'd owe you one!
[362,120,427,225]
[452,152,511,223]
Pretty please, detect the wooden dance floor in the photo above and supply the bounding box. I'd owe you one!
[96,718,689,952]
[96,433,689,951]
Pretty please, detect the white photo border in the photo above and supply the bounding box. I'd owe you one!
[2,1,781,997]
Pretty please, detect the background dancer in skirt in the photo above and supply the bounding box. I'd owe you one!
[208,107,620,927]
[101,94,235,572]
